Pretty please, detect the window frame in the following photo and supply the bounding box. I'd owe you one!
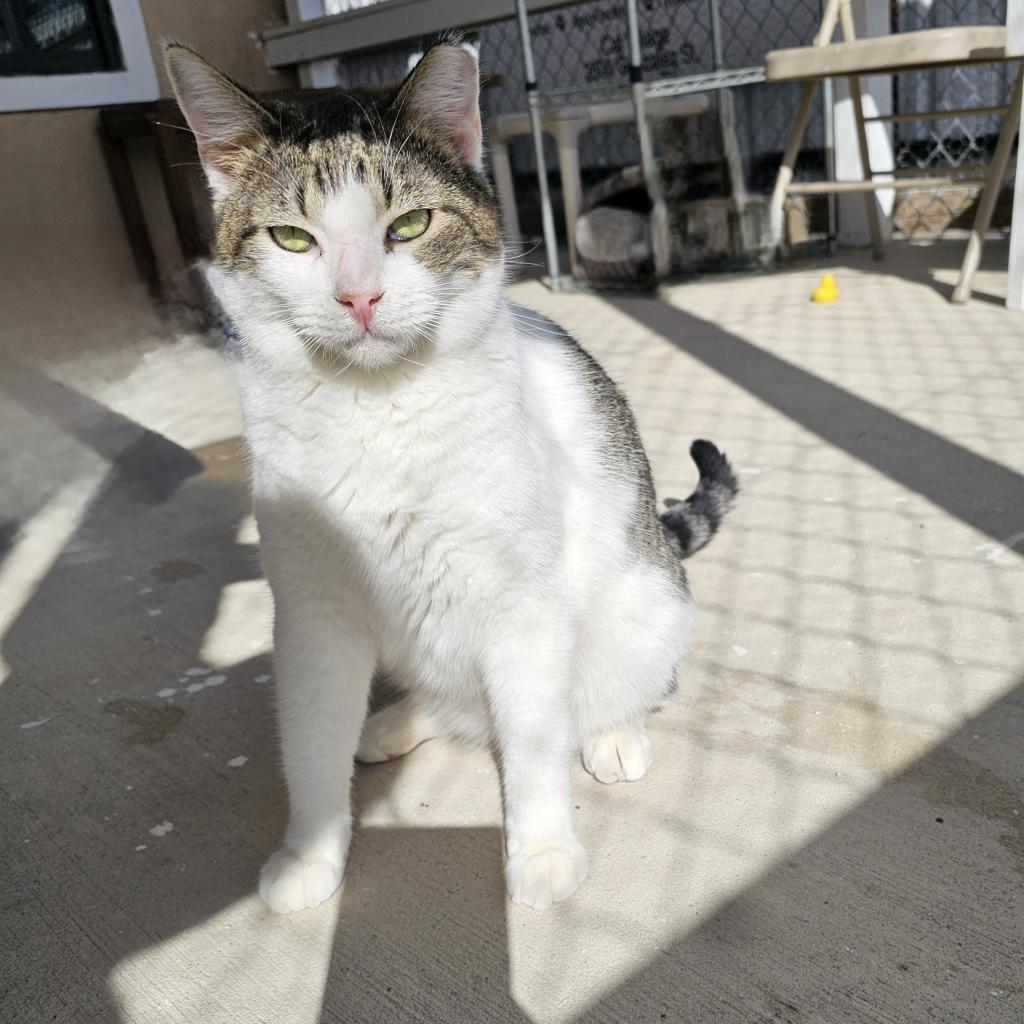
[0,0,158,112]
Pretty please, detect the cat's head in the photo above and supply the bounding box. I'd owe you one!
[165,42,503,372]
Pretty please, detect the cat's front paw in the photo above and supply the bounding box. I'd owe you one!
[259,848,344,914]
[506,836,588,911]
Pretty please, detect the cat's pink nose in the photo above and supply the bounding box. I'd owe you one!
[337,290,383,330]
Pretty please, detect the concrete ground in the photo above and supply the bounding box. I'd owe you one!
[1,241,1022,1024]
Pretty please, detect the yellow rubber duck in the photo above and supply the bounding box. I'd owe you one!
[811,273,839,303]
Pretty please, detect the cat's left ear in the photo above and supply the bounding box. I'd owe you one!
[394,43,483,169]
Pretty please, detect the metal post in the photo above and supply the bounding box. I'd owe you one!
[822,0,837,248]
[707,0,724,68]
[823,73,838,251]
[708,0,750,254]
[514,0,561,291]
[1007,0,1024,310]
[626,0,671,277]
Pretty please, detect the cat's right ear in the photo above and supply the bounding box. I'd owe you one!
[164,44,270,199]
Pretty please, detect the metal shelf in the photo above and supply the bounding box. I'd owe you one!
[513,0,765,288]
[644,66,765,99]
[537,82,627,109]
[537,66,766,110]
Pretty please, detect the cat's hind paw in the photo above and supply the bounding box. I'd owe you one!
[582,727,652,784]
[506,837,588,911]
[356,699,440,764]
[259,849,343,914]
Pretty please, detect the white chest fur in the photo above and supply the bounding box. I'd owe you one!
[234,311,586,685]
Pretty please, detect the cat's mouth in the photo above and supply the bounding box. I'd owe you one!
[299,324,391,351]
[355,326,390,344]
[299,325,423,373]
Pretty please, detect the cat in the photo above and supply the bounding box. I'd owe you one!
[165,39,737,913]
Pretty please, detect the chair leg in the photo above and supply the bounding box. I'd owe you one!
[770,81,818,257]
[489,137,522,249]
[1007,88,1024,310]
[99,131,161,298]
[848,73,884,260]
[953,61,1024,304]
[556,130,584,278]
[717,89,750,252]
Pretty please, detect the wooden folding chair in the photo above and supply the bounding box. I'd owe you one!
[766,0,1023,303]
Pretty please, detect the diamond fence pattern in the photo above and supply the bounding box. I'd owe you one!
[891,0,1014,238]
[326,0,1014,246]
[331,44,412,89]
[330,1,824,190]
[478,7,640,177]
[479,1,826,187]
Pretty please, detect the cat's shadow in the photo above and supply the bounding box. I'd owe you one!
[0,378,523,1024]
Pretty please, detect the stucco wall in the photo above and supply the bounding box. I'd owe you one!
[0,0,295,326]
[0,107,144,348]
[139,0,292,97]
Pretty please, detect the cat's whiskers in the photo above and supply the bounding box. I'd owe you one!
[507,312,568,335]
[394,351,428,370]
[342,91,383,143]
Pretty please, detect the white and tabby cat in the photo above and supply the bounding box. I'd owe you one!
[166,41,737,913]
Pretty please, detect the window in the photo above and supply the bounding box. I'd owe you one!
[0,0,123,77]
[0,0,157,111]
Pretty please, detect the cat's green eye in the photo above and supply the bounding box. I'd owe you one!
[269,225,315,253]
[387,208,431,242]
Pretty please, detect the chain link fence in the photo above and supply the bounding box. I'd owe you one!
[331,0,830,262]
[891,0,1013,238]
[327,0,1017,259]
[478,1,825,183]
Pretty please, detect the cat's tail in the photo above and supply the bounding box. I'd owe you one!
[659,440,738,558]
